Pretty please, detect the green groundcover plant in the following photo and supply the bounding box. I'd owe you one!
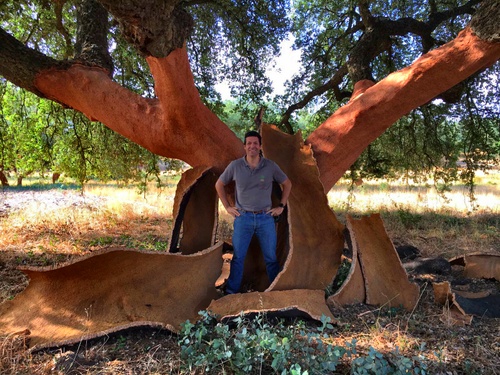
[178,311,428,374]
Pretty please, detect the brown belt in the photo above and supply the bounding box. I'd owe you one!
[239,209,267,214]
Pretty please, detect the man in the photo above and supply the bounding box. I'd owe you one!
[215,130,292,294]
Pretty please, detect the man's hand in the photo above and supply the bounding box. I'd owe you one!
[267,206,285,216]
[226,206,240,217]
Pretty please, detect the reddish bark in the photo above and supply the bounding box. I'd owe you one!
[32,27,499,182]
[307,27,500,191]
[34,47,243,173]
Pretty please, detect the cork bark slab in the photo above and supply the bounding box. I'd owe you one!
[261,124,345,291]
[433,281,473,326]
[449,254,500,281]
[434,279,500,322]
[208,289,335,322]
[0,244,223,350]
[328,252,366,307]
[347,214,420,310]
[169,166,219,254]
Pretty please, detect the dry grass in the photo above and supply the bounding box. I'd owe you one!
[0,179,177,267]
[1,172,499,374]
[328,170,500,258]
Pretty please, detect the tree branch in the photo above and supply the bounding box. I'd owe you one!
[0,27,68,97]
[75,0,114,74]
[307,26,500,191]
[280,0,485,127]
[98,0,193,57]
[279,65,349,131]
[54,0,74,59]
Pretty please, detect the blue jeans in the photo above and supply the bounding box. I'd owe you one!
[226,211,280,294]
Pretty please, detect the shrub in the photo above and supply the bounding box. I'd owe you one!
[178,311,346,374]
[178,312,428,374]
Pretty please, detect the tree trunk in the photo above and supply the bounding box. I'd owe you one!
[0,171,9,187]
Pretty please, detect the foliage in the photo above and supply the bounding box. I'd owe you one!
[187,0,290,108]
[345,90,500,198]
[281,0,479,117]
[0,82,182,187]
[328,257,352,296]
[0,81,55,180]
[178,311,428,374]
[350,344,428,375]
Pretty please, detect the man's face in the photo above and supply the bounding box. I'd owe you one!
[244,136,261,157]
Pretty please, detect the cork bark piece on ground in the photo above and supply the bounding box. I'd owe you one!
[346,214,420,310]
[433,281,473,326]
[433,280,500,321]
[261,124,345,292]
[0,244,223,350]
[449,253,500,281]
[169,166,219,254]
[208,289,335,323]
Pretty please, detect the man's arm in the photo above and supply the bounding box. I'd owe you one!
[280,178,292,206]
[268,178,292,217]
[215,178,240,217]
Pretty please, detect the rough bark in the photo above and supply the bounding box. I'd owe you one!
[470,0,500,42]
[99,0,193,57]
[75,0,114,74]
[0,28,68,97]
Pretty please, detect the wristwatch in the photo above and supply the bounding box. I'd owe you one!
[279,203,286,208]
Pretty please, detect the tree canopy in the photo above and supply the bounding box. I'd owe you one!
[0,0,499,188]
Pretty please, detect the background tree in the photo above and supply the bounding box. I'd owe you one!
[0,82,182,187]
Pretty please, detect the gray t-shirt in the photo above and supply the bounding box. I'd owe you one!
[219,156,288,211]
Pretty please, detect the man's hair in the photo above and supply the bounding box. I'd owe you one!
[244,130,262,145]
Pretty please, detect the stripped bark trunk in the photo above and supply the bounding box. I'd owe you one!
[306,27,500,191]
[29,28,499,183]
[33,47,243,174]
